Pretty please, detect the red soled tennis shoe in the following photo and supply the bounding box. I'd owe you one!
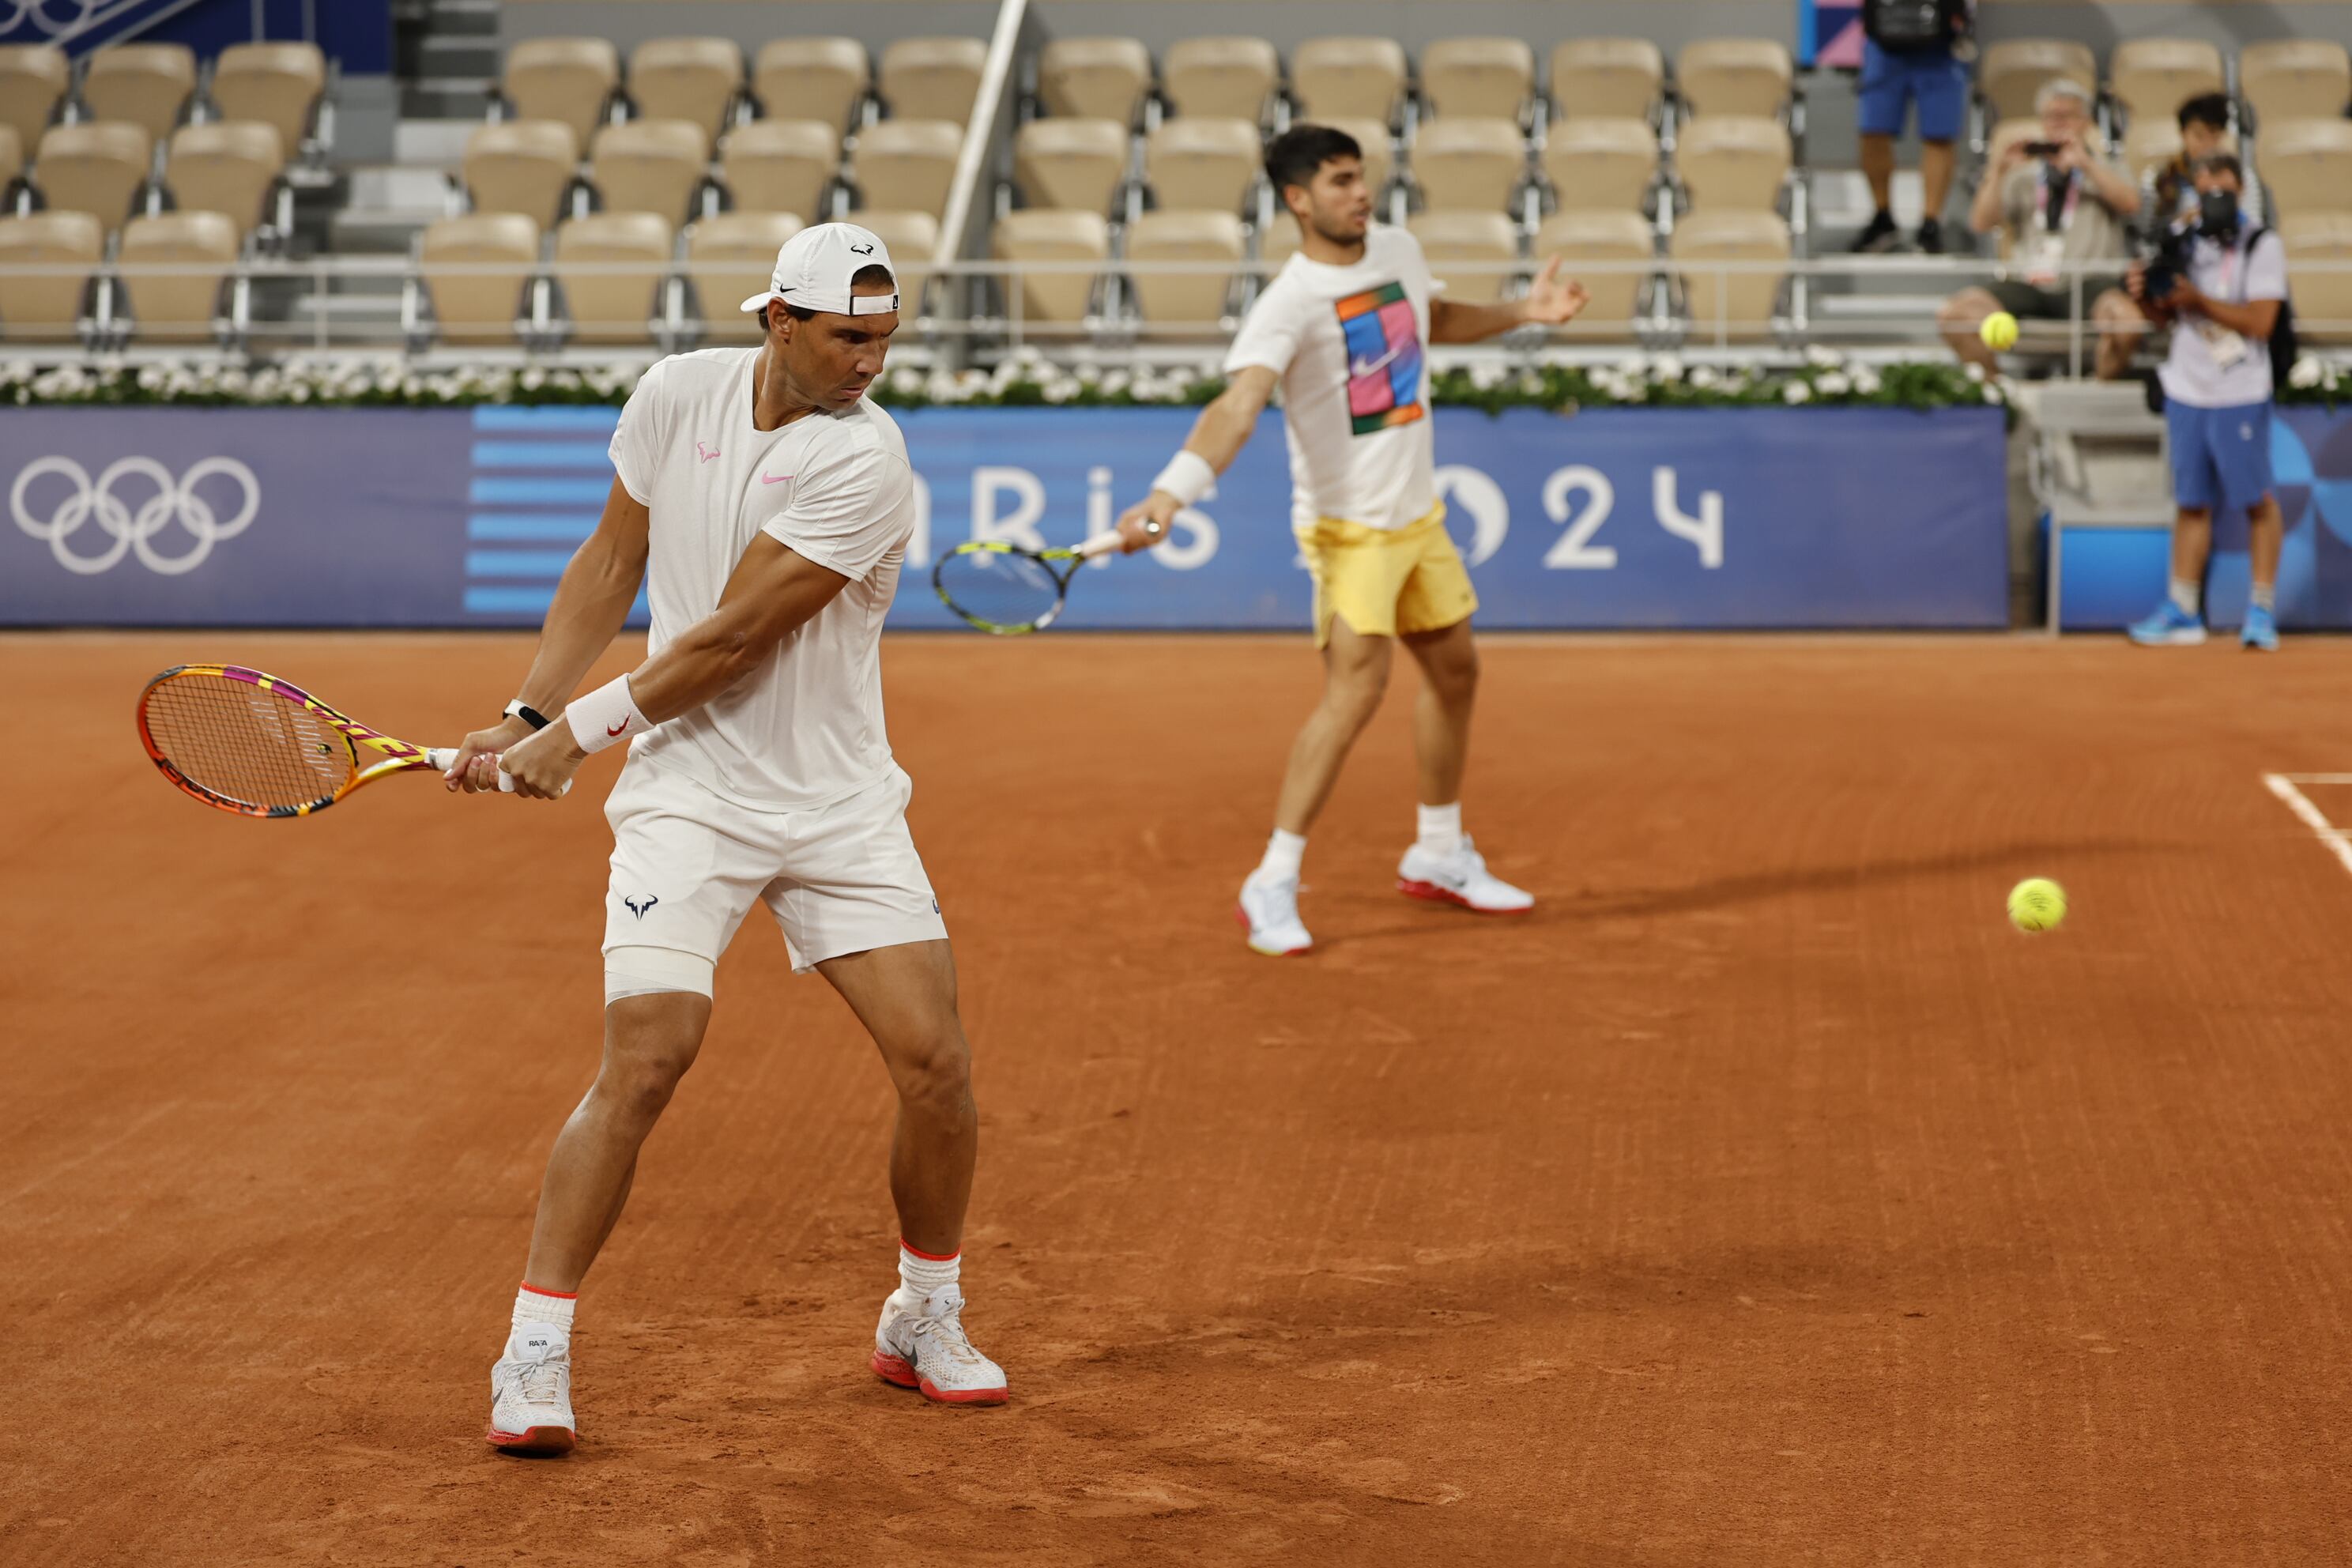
[486,1329,577,1456]
[1396,836,1534,913]
[872,1287,1008,1405]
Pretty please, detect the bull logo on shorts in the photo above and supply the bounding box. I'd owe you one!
[624,895,658,919]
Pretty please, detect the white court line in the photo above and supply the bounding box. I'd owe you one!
[2262,773,2352,880]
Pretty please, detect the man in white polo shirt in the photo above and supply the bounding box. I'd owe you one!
[443,222,1008,1456]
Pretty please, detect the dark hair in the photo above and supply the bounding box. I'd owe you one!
[2195,150,2245,184]
[1264,123,1363,196]
[779,263,899,323]
[2177,92,2231,133]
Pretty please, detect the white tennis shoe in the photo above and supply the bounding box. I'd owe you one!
[486,1329,576,1455]
[1397,836,1534,914]
[1235,869,1314,956]
[873,1287,1008,1405]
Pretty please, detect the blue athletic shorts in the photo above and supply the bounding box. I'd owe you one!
[1857,40,1968,141]
[2166,398,2274,517]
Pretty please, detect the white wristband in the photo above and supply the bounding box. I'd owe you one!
[567,673,650,755]
[1150,449,1216,508]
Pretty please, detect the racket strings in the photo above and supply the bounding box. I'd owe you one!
[937,549,1065,631]
[143,677,357,809]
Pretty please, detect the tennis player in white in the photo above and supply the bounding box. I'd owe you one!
[1115,125,1589,956]
[444,223,1006,1456]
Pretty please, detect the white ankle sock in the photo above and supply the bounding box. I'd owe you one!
[1416,802,1463,858]
[899,1241,959,1299]
[1257,828,1306,881]
[511,1283,575,1351]
[2169,578,2200,616]
[2251,582,2277,612]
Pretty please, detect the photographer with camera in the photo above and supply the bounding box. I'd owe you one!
[2124,153,2290,650]
[1940,80,2145,380]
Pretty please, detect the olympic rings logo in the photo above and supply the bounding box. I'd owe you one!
[0,0,102,37]
[9,456,261,575]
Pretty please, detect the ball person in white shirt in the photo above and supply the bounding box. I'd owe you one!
[2124,154,2290,651]
[444,224,1008,1455]
[1112,125,1590,956]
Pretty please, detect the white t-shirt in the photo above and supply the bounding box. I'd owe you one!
[2159,224,2286,409]
[607,347,918,811]
[1223,223,1437,532]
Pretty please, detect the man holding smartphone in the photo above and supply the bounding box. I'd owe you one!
[1938,79,2145,380]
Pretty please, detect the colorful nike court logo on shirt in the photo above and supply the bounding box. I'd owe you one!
[1335,281,1426,437]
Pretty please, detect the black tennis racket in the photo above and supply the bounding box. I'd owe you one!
[932,533,1125,635]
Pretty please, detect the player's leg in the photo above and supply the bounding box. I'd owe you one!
[769,768,1002,1405]
[1393,518,1530,914]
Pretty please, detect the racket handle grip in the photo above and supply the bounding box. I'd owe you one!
[427,748,574,797]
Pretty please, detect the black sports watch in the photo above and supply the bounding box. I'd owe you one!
[503,699,552,731]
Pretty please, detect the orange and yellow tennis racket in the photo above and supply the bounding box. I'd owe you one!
[137,663,560,818]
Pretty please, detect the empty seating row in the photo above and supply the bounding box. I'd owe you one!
[495,35,985,143]
[0,40,327,156]
[1978,36,2349,126]
[11,119,291,243]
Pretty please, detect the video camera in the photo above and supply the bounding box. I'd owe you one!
[2143,188,2243,303]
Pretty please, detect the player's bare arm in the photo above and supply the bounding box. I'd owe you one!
[1428,256,1590,344]
[1114,364,1280,551]
[443,475,650,792]
[492,535,855,797]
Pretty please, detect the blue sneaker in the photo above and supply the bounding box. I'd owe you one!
[2128,600,2207,646]
[2242,604,2279,651]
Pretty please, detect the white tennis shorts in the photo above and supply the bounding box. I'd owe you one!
[601,756,947,978]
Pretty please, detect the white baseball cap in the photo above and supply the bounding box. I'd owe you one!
[737,221,899,317]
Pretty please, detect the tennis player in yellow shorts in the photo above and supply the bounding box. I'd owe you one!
[1117,123,1591,956]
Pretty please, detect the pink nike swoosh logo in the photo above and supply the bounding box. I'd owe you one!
[695,441,720,462]
[761,473,793,485]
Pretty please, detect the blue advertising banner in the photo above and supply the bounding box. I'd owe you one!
[2,404,2011,631]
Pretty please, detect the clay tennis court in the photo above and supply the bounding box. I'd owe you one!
[6,630,2351,1564]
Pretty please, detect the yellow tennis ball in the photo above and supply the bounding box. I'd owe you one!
[2007,877,2067,933]
[1980,311,2020,352]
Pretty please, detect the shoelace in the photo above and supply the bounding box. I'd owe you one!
[910,1302,992,1368]
[512,1353,566,1405]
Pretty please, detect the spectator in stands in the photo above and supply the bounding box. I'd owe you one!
[2124,153,2290,651]
[1849,0,1972,254]
[2150,92,2232,228]
[1939,79,2146,380]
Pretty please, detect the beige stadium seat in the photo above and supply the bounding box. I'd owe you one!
[1675,40,1792,119]
[1421,38,1534,121]
[628,37,744,142]
[463,119,579,226]
[1552,39,1664,122]
[2260,119,2352,219]
[688,210,801,341]
[2122,118,2184,185]
[0,126,18,192]
[163,122,284,240]
[879,37,986,126]
[0,209,98,341]
[1672,208,1787,341]
[1163,36,1280,122]
[2241,41,2351,128]
[119,210,238,342]
[855,208,939,313]
[83,44,196,143]
[2282,213,2352,343]
[1038,36,1152,124]
[1408,209,1518,304]
[1259,217,1301,271]
[1412,117,1528,213]
[1533,209,1652,336]
[556,210,671,344]
[0,45,70,154]
[1014,117,1128,214]
[590,119,710,225]
[1977,40,2097,124]
[1323,118,1394,198]
[753,38,869,133]
[720,120,837,224]
[32,122,152,236]
[850,119,961,219]
[502,37,620,147]
[1291,36,1408,124]
[1675,115,1790,211]
[1126,208,1245,329]
[1543,117,1658,212]
[420,212,538,345]
[992,207,1107,325]
[2108,39,2225,124]
[1145,117,1258,213]
[210,43,326,156]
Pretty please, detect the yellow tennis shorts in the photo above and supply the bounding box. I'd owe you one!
[1295,501,1478,648]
